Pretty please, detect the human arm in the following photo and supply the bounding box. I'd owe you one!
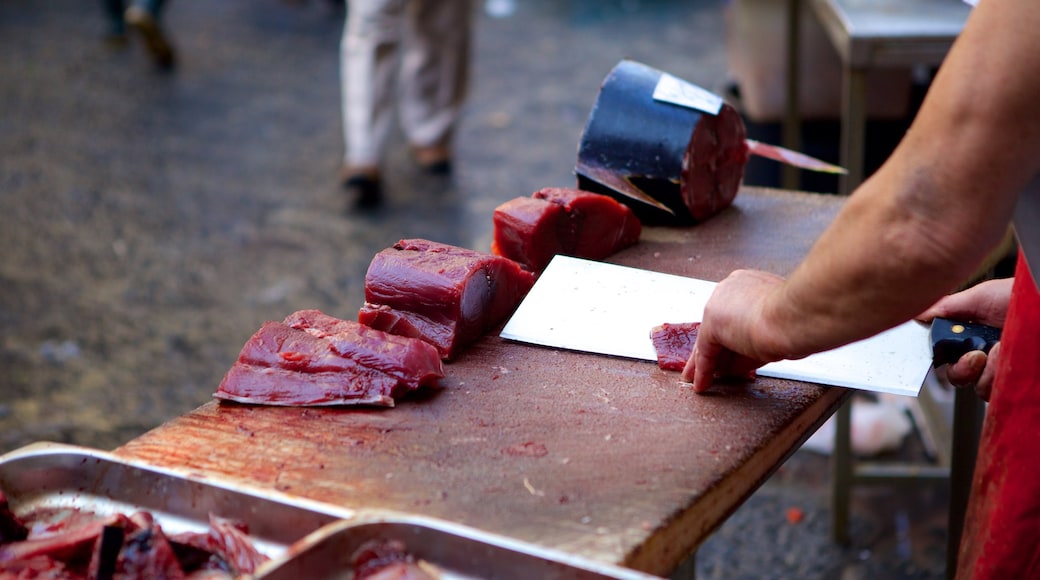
[683,0,1040,391]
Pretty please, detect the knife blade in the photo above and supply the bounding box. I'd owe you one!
[500,256,932,397]
[745,139,847,174]
[930,317,1002,368]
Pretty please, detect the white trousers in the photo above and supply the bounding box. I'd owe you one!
[340,0,473,168]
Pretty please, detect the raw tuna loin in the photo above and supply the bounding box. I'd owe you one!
[215,311,444,407]
[362,239,536,360]
[491,187,641,272]
[650,322,701,371]
[576,60,749,225]
[283,309,444,390]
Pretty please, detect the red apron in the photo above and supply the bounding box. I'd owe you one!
[958,253,1040,577]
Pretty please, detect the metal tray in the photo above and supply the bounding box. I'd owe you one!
[0,442,352,559]
[0,443,657,579]
[256,514,658,580]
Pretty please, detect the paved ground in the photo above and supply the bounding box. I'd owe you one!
[1,1,949,578]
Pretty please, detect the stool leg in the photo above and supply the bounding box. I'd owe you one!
[782,0,803,190]
[839,67,867,195]
[831,397,852,545]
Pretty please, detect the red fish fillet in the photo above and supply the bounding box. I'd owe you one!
[362,239,536,360]
[650,322,701,371]
[215,363,397,407]
[283,309,444,389]
[681,104,748,222]
[492,187,641,272]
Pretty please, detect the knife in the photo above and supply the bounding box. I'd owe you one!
[745,139,847,174]
[500,256,932,397]
[930,317,1002,368]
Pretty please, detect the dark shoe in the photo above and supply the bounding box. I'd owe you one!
[343,175,382,210]
[422,159,453,176]
[125,6,176,70]
[413,143,452,175]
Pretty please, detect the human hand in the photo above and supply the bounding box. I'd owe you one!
[680,269,787,392]
[916,277,1013,327]
[916,277,1013,401]
[941,345,999,401]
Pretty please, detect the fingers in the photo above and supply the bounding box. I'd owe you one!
[944,343,999,402]
[916,277,1013,326]
[683,344,716,393]
[680,269,784,393]
[946,350,987,386]
[975,342,998,401]
[680,346,697,384]
[683,343,759,393]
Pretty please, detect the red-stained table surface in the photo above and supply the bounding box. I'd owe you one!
[116,187,850,577]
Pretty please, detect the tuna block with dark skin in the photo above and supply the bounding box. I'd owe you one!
[361,239,537,360]
[576,60,749,225]
[492,187,642,273]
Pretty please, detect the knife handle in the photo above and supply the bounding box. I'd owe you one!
[930,317,1002,368]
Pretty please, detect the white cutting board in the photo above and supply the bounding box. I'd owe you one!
[500,256,930,397]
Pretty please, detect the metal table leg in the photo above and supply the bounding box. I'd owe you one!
[830,62,866,546]
[839,65,867,195]
[831,397,852,545]
[782,0,803,191]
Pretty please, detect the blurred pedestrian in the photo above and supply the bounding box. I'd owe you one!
[102,0,176,70]
[339,0,473,208]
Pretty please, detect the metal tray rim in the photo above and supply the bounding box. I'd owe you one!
[0,441,357,521]
[1,443,659,579]
[256,512,661,580]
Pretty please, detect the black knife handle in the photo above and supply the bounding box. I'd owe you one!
[931,317,1002,368]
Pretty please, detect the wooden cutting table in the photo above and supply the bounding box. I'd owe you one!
[115,187,850,577]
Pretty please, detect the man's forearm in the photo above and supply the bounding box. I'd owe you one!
[754,0,1040,360]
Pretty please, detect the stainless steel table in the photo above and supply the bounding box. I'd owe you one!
[788,0,971,194]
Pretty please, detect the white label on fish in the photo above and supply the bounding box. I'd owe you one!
[652,73,724,115]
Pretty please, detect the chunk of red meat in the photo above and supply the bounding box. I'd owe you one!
[357,304,452,360]
[355,304,425,340]
[236,321,368,373]
[576,61,750,225]
[363,239,536,360]
[681,104,748,222]
[0,491,28,544]
[492,188,641,273]
[650,322,701,371]
[0,513,128,568]
[215,363,397,407]
[283,310,444,390]
[217,320,415,406]
[0,554,76,579]
[532,187,641,260]
[106,512,186,580]
[491,196,568,272]
[175,515,267,577]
